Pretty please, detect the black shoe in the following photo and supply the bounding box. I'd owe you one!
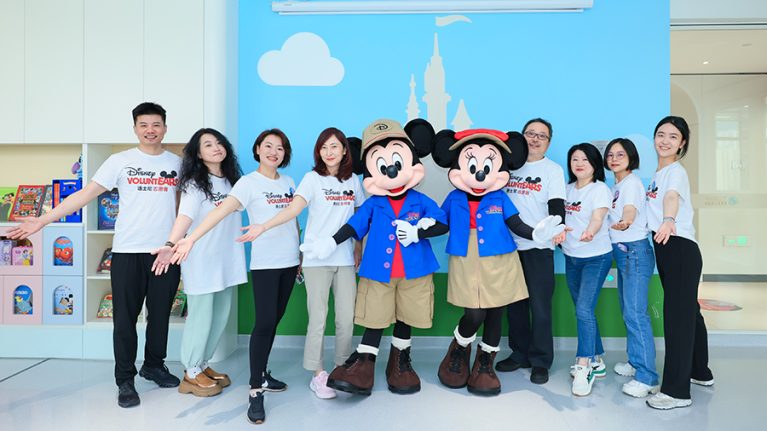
[139,364,180,388]
[117,381,140,408]
[530,367,549,384]
[494,355,531,372]
[261,370,287,392]
[247,392,265,424]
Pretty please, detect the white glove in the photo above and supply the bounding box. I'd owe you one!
[532,215,565,245]
[299,236,337,260]
[394,219,419,247]
[416,217,436,230]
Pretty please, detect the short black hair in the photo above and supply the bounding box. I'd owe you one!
[522,117,553,140]
[654,116,690,159]
[567,142,605,183]
[132,102,167,124]
[253,128,292,168]
[603,138,640,171]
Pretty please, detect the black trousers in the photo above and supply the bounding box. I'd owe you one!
[653,235,713,399]
[505,248,555,369]
[111,253,180,385]
[249,266,298,389]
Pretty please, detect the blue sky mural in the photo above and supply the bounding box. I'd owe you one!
[239,1,670,271]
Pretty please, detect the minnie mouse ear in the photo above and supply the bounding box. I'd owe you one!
[347,137,365,175]
[431,129,459,168]
[404,119,435,158]
[506,131,529,170]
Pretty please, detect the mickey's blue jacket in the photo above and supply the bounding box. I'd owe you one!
[442,189,520,257]
[347,190,446,283]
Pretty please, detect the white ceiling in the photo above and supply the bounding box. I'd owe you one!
[671,29,767,74]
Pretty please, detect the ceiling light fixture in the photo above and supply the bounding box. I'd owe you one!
[272,0,594,15]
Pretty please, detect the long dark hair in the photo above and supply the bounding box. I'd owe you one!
[313,127,353,182]
[179,128,242,200]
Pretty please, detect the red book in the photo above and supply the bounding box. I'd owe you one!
[9,185,46,221]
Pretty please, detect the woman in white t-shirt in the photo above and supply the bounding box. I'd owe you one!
[151,128,246,397]
[645,116,713,411]
[171,129,298,424]
[603,138,659,398]
[562,143,613,397]
[245,127,365,400]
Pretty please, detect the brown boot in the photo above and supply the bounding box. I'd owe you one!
[467,349,501,396]
[327,351,376,396]
[385,346,421,394]
[438,339,471,389]
[178,372,223,397]
[202,367,231,388]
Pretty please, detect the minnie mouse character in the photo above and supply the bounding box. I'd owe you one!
[431,128,564,395]
[301,118,448,396]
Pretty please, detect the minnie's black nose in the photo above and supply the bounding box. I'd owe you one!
[475,171,486,182]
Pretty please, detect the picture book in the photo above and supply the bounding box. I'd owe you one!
[169,288,187,318]
[39,185,53,216]
[12,246,33,266]
[0,240,14,265]
[97,293,113,318]
[53,236,74,266]
[52,179,83,222]
[97,188,119,230]
[53,285,74,315]
[0,186,16,222]
[13,285,33,315]
[97,248,112,273]
[9,185,45,221]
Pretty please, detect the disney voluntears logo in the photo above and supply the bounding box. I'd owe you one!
[263,188,295,208]
[125,166,178,192]
[506,174,543,196]
[322,188,355,206]
[565,201,582,214]
[485,205,503,215]
[646,182,658,200]
[404,211,421,222]
[211,191,227,207]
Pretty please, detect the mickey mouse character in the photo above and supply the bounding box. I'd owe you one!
[431,128,564,395]
[301,118,448,396]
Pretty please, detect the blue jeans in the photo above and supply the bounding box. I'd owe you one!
[565,252,612,360]
[612,239,659,386]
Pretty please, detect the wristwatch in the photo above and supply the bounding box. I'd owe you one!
[662,216,675,223]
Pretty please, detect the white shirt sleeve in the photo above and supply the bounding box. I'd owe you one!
[228,176,251,211]
[666,167,690,202]
[295,173,315,204]
[595,183,612,209]
[91,154,121,190]
[548,164,567,201]
[622,178,642,208]
[178,187,203,221]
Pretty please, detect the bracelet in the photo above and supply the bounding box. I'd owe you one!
[662,216,675,223]
[164,241,175,247]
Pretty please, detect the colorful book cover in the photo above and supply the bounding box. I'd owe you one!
[53,236,74,266]
[52,179,83,222]
[13,285,33,315]
[39,185,53,216]
[53,285,74,315]
[97,248,112,273]
[0,240,14,265]
[169,288,187,318]
[0,187,16,222]
[9,185,45,221]
[12,246,33,265]
[97,189,119,230]
[97,294,113,318]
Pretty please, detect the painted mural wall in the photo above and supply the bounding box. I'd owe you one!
[237,1,670,336]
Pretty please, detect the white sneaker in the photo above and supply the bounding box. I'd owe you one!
[309,371,336,399]
[571,365,595,396]
[570,357,606,378]
[690,377,714,387]
[614,362,636,377]
[646,392,692,410]
[622,379,660,398]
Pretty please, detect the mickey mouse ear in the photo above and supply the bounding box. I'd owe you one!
[506,131,528,170]
[347,137,365,175]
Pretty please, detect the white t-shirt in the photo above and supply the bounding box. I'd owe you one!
[562,181,613,258]
[646,161,696,243]
[505,157,567,251]
[229,171,299,270]
[295,171,365,267]
[608,173,650,244]
[92,148,180,253]
[178,176,247,295]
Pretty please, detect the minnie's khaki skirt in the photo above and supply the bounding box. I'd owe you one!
[447,230,528,308]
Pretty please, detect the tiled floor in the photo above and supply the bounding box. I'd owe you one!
[1,342,766,431]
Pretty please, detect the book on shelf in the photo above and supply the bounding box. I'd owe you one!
[9,185,45,221]
[169,287,187,318]
[97,248,112,273]
[0,187,16,222]
[39,185,53,216]
[11,246,33,266]
[97,188,119,230]
[96,293,113,318]
[52,179,83,222]
[0,239,14,265]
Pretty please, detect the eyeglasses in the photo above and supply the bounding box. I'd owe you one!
[524,131,550,142]
[606,152,627,160]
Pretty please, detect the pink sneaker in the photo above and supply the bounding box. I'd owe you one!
[310,371,337,399]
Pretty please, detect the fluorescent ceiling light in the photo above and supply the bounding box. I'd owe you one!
[272,1,594,15]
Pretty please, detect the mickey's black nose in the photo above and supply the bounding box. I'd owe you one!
[386,165,399,179]
[475,171,486,182]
